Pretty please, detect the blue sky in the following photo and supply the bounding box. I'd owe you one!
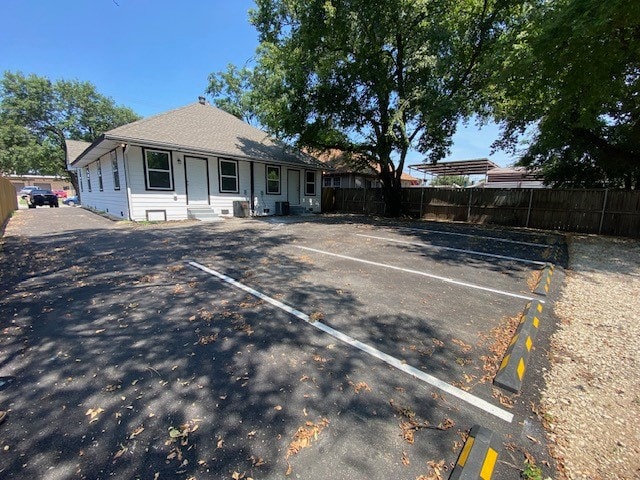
[1,0,516,168]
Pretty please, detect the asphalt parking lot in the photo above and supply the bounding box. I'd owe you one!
[0,208,566,479]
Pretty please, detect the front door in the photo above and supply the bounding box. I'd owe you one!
[287,169,300,205]
[185,156,209,205]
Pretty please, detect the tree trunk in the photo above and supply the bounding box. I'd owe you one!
[68,169,80,201]
[383,182,403,217]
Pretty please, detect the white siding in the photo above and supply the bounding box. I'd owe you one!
[82,144,322,221]
[300,169,321,212]
[209,158,252,216]
[252,164,321,215]
[79,147,130,219]
[127,146,187,221]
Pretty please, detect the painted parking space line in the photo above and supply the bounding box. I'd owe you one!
[397,226,551,249]
[188,260,514,423]
[296,246,542,303]
[356,233,547,266]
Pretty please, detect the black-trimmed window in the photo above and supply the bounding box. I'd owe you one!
[333,176,341,188]
[144,149,173,190]
[97,160,104,191]
[266,165,280,194]
[78,168,83,192]
[323,176,332,187]
[111,151,120,190]
[86,166,92,192]
[305,170,316,196]
[219,159,238,193]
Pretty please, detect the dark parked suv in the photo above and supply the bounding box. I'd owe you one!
[28,189,59,208]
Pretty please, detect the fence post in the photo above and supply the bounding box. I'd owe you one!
[419,187,425,219]
[467,189,473,222]
[526,189,534,228]
[598,188,609,235]
[363,184,367,213]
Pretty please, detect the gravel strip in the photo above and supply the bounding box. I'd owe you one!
[543,235,640,480]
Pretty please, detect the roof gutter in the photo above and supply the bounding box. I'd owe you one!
[100,135,327,170]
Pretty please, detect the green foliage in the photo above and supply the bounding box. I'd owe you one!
[0,71,140,178]
[486,0,640,188]
[430,175,469,187]
[209,0,523,215]
[0,122,63,175]
[521,461,543,480]
[206,64,260,126]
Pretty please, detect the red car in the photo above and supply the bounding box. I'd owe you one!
[53,190,68,198]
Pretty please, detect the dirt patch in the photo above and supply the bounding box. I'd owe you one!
[542,235,640,479]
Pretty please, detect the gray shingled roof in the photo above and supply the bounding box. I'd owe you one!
[71,103,324,169]
[65,139,92,164]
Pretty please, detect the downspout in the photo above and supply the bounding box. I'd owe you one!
[122,144,134,221]
[250,161,255,216]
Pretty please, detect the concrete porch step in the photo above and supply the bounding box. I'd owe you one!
[187,207,222,222]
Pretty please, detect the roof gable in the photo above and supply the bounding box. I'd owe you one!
[97,103,323,168]
[65,139,92,164]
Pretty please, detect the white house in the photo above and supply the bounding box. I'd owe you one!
[67,100,325,221]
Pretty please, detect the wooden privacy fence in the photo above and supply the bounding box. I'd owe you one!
[0,176,18,229]
[322,187,640,237]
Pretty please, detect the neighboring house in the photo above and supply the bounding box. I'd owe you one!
[8,174,75,195]
[482,167,546,189]
[318,150,420,189]
[68,100,325,221]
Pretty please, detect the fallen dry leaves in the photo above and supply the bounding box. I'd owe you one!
[197,333,218,345]
[479,313,522,383]
[417,459,448,480]
[164,419,201,469]
[348,380,372,394]
[390,400,455,444]
[527,269,543,292]
[285,418,330,475]
[492,388,515,408]
[85,407,104,423]
[451,338,472,353]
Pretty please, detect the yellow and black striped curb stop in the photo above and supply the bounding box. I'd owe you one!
[533,263,555,296]
[449,425,500,480]
[494,300,544,393]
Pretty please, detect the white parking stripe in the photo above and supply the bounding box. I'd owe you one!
[356,233,547,266]
[398,226,551,248]
[296,246,541,303]
[188,260,514,423]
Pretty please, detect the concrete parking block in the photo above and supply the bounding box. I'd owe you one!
[494,300,544,393]
[533,263,555,296]
[450,424,500,480]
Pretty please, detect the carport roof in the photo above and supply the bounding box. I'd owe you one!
[409,158,499,176]
[70,102,325,169]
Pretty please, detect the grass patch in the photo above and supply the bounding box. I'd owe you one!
[521,462,543,480]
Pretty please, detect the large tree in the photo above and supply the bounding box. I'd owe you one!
[209,0,523,216]
[0,71,140,192]
[207,64,261,126]
[487,0,640,188]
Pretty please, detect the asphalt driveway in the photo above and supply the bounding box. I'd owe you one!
[0,208,565,479]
